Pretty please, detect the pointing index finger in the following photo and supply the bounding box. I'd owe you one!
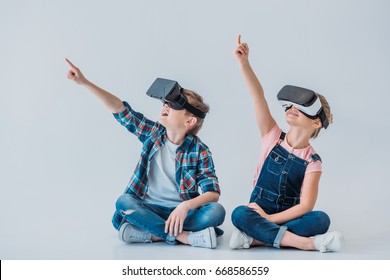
[65,58,76,69]
[237,34,241,45]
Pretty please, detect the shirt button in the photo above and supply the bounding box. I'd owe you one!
[282,170,287,175]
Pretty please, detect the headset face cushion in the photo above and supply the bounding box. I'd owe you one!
[165,100,185,110]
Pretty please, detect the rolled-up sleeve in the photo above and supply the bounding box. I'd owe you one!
[196,148,220,194]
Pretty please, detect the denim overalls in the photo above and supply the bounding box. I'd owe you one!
[232,132,330,248]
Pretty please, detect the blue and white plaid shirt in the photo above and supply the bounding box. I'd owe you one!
[114,101,220,200]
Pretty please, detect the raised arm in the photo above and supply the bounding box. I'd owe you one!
[234,35,276,137]
[65,58,125,113]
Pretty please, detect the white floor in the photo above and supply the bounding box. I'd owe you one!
[111,227,390,260]
[1,208,389,260]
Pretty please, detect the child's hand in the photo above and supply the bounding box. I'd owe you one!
[247,202,270,220]
[234,34,249,65]
[65,58,88,85]
[164,201,190,237]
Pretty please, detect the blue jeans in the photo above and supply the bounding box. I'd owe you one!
[231,205,330,248]
[113,194,226,244]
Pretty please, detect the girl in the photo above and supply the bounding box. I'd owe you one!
[230,36,344,252]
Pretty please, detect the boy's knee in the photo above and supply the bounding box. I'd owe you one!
[209,202,226,219]
[115,194,140,211]
[200,202,226,225]
[187,203,226,230]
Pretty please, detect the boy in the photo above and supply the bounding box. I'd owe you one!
[65,59,225,249]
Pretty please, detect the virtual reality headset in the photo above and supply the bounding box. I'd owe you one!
[277,85,329,129]
[146,78,206,119]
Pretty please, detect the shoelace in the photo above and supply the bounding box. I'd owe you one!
[191,232,206,245]
[129,226,150,241]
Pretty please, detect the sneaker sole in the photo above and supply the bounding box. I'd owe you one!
[119,222,131,243]
[209,227,217,249]
[229,228,243,249]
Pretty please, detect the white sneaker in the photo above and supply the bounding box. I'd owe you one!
[118,222,152,243]
[188,227,217,249]
[229,228,253,249]
[314,231,344,253]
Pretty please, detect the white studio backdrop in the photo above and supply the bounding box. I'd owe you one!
[0,0,389,259]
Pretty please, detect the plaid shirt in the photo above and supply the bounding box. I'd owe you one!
[114,101,220,200]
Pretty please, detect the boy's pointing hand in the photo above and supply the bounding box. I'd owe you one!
[65,58,87,85]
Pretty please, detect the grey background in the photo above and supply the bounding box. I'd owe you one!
[1,0,389,259]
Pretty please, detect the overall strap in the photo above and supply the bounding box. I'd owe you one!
[277,131,286,145]
[310,153,322,162]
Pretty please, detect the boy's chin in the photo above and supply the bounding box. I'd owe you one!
[159,118,167,126]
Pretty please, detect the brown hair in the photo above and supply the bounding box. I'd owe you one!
[182,89,209,135]
[311,93,333,139]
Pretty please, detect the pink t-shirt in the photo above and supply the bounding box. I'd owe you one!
[252,125,322,187]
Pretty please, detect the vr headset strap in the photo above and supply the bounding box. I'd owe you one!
[318,109,329,129]
[176,95,206,119]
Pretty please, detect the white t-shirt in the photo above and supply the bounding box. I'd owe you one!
[253,124,322,187]
[144,140,182,207]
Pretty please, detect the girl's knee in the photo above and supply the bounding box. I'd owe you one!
[231,205,250,227]
[314,211,331,232]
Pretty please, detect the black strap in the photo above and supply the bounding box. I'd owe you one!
[182,102,206,119]
[311,153,322,162]
[175,95,206,119]
[276,131,286,145]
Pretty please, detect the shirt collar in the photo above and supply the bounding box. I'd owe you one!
[179,134,195,150]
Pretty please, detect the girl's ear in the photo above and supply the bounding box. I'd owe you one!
[185,116,198,128]
[312,118,322,129]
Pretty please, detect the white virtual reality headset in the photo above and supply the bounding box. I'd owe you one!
[277,85,329,129]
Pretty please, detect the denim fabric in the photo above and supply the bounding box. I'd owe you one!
[232,206,330,247]
[231,133,330,248]
[113,194,226,244]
